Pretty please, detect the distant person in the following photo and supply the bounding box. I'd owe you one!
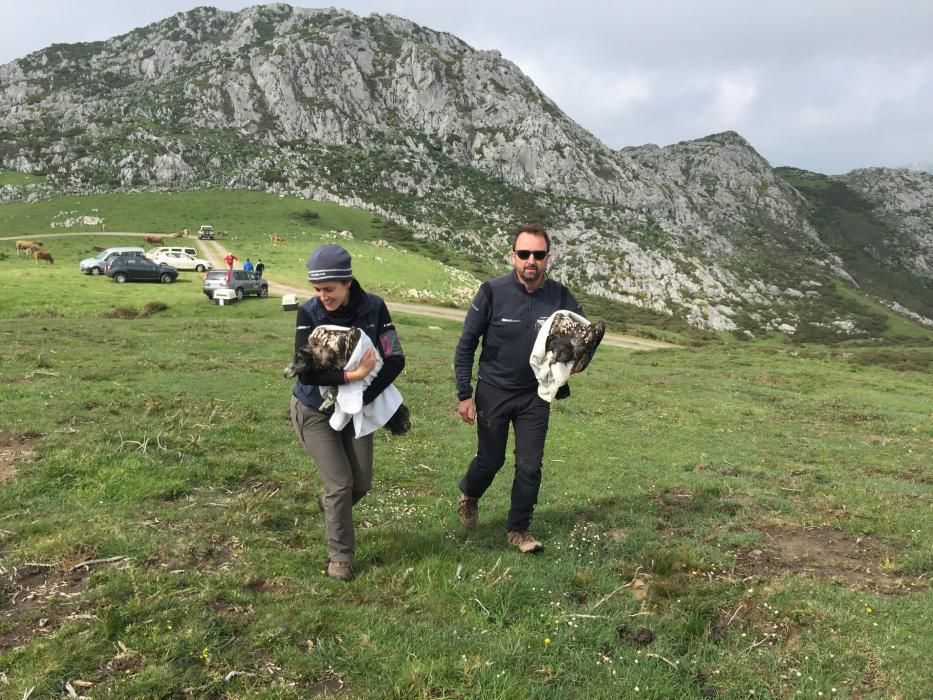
[454,224,587,554]
[243,258,254,273]
[290,244,405,581]
[255,258,265,279]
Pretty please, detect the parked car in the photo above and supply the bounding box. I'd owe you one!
[79,246,146,275]
[202,269,268,300]
[197,225,215,240]
[146,245,198,258]
[151,251,213,272]
[106,255,178,284]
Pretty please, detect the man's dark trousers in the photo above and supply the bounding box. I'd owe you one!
[459,380,550,531]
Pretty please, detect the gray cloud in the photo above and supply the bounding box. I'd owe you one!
[1,0,931,174]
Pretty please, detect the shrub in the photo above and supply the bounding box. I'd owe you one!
[102,306,141,319]
[292,209,320,223]
[141,301,169,317]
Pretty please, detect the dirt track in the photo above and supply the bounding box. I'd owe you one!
[197,238,673,350]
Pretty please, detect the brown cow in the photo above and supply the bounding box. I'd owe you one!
[168,231,185,238]
[15,240,42,255]
[34,250,54,265]
[271,235,285,245]
[144,235,164,245]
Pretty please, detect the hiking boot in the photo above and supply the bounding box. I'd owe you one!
[506,529,543,554]
[457,493,478,529]
[326,560,354,582]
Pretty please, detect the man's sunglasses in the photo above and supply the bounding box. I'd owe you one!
[513,249,548,260]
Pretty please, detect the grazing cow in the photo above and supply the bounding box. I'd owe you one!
[34,250,54,265]
[15,240,42,255]
[144,235,164,245]
[284,326,411,435]
[270,235,285,245]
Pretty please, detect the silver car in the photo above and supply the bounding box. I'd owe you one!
[202,270,269,300]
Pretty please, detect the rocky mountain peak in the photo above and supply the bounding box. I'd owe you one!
[0,4,930,338]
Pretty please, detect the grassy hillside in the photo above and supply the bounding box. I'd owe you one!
[777,168,933,321]
[1,207,931,697]
[0,191,491,311]
[0,191,733,343]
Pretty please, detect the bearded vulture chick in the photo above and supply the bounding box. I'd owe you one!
[545,314,605,374]
[285,326,411,435]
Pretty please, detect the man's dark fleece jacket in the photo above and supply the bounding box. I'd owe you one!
[455,273,584,401]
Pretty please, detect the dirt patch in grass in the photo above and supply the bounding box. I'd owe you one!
[708,595,800,650]
[311,670,349,695]
[733,525,924,595]
[0,562,92,650]
[0,431,40,484]
[616,624,655,647]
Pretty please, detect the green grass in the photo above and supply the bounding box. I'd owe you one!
[0,197,931,698]
[0,192,484,309]
[0,170,47,186]
[777,168,933,321]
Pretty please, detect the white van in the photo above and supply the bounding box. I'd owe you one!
[79,246,146,275]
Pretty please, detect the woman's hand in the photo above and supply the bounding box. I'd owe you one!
[346,348,377,382]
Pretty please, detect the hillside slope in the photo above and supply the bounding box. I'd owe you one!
[1,4,930,338]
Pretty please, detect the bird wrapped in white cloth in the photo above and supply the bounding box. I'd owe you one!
[529,311,605,402]
[284,325,411,435]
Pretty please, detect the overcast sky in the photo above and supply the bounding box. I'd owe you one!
[1,0,931,175]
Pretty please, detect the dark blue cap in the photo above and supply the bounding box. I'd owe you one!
[307,244,352,282]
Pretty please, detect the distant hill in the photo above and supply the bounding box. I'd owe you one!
[1,3,930,339]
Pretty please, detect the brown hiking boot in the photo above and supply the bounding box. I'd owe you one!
[457,493,478,529]
[326,560,354,582]
[507,529,543,554]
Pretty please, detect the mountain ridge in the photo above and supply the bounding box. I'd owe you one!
[1,3,930,338]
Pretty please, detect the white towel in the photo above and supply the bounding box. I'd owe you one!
[324,327,404,438]
[529,310,590,402]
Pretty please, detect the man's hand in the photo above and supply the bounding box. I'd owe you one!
[347,348,377,382]
[458,398,475,424]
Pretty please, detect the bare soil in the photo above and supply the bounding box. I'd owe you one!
[0,563,91,650]
[0,431,39,484]
[732,524,924,595]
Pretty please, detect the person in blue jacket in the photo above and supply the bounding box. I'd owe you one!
[454,225,585,554]
[242,258,254,272]
[290,244,405,581]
